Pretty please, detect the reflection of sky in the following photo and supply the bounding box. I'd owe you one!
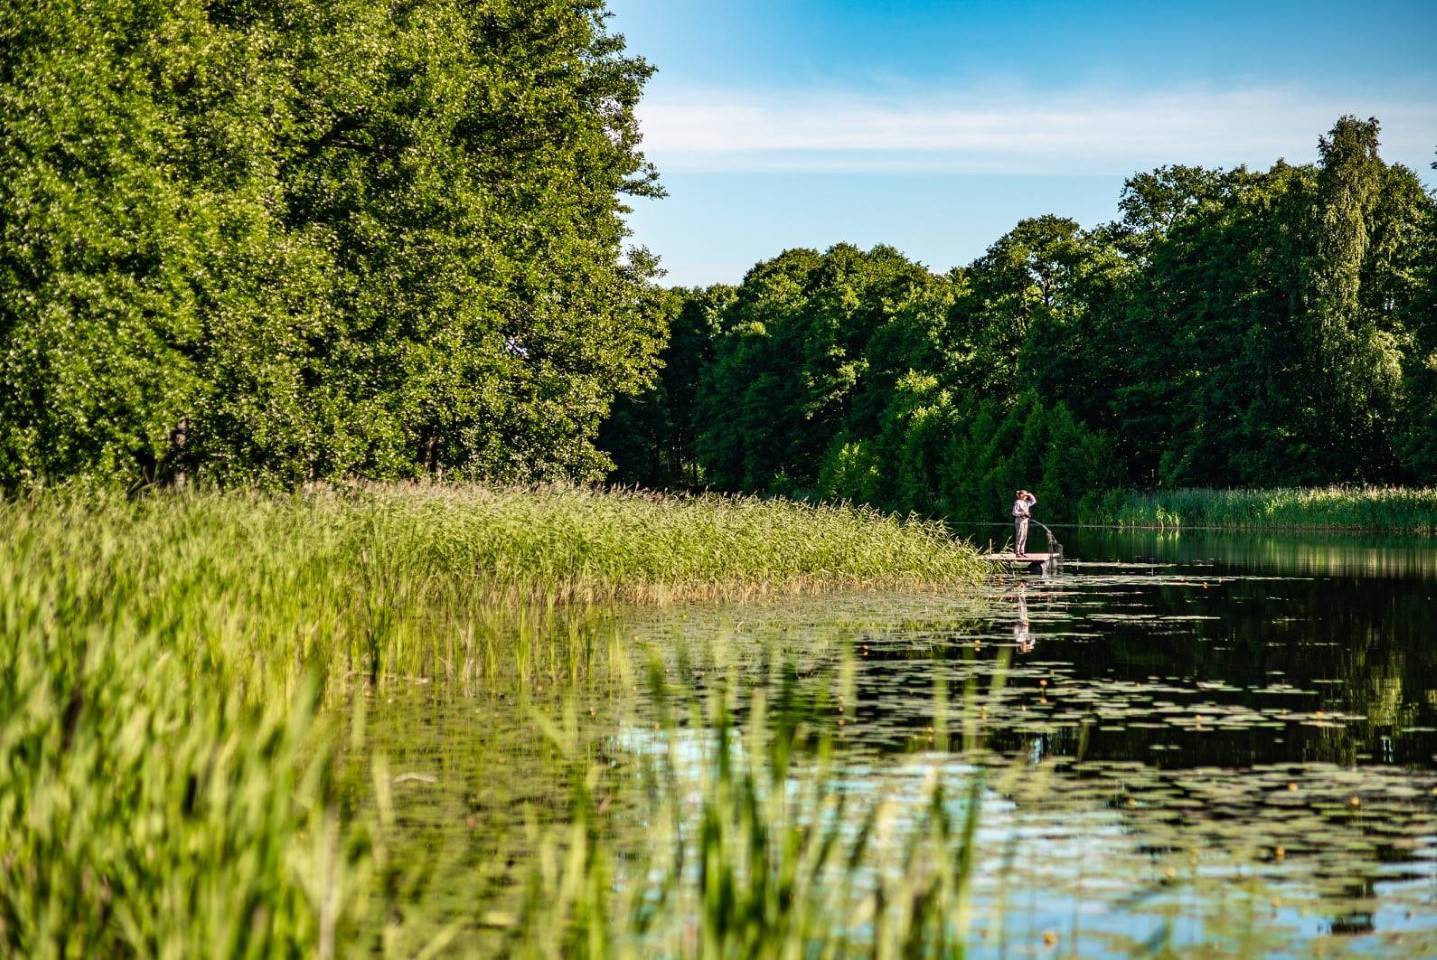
[615,718,1437,954]
[611,719,1437,955]
[610,535,1437,953]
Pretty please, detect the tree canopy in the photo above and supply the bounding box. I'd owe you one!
[1,12,1431,514]
[0,0,665,488]
[606,118,1437,521]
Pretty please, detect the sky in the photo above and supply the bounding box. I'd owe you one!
[605,0,1437,286]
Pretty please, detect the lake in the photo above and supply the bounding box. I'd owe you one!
[352,527,1437,956]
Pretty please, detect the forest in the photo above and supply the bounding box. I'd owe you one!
[1,2,1434,522]
[604,119,1437,521]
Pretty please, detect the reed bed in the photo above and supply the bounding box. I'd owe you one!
[0,522,366,958]
[0,483,982,957]
[1084,486,1437,534]
[363,483,986,603]
[0,484,981,697]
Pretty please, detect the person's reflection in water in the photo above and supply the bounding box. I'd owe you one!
[1326,875,1376,935]
[1013,586,1034,654]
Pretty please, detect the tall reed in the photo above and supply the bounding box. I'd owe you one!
[1084,486,1437,534]
[505,662,987,959]
[0,483,983,956]
[0,484,981,697]
[0,522,367,957]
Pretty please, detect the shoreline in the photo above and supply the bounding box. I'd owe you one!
[1075,487,1437,537]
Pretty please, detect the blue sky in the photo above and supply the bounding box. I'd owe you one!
[606,0,1437,286]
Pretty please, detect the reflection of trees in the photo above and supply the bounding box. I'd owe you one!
[827,556,1437,771]
[1325,876,1377,935]
[1068,527,1437,579]
[822,554,1437,946]
[641,558,1437,947]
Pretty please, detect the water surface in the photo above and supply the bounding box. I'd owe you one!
[356,527,1437,956]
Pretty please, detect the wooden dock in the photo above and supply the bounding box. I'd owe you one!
[980,552,1061,574]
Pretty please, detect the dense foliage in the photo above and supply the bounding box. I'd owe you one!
[605,119,1437,522]
[0,0,665,488]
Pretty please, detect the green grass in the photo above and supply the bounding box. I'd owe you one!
[1083,486,1437,534]
[0,483,983,957]
[3,484,983,698]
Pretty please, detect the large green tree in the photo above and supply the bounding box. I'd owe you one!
[1396,148,1437,475]
[598,284,733,487]
[0,0,664,488]
[1111,118,1433,486]
[692,245,942,495]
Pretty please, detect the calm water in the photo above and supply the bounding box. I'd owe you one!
[356,528,1437,956]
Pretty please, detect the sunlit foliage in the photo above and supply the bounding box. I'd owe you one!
[0,0,666,488]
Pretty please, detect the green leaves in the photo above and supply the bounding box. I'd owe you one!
[1111,117,1436,487]
[611,242,1114,522]
[604,117,1434,519]
[0,0,665,489]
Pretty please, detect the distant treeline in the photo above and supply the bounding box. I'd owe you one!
[0,0,666,489]
[602,118,1437,522]
[3,4,1434,511]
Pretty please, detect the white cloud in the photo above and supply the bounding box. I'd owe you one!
[637,87,1437,175]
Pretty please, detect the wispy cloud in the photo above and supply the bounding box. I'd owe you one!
[638,87,1437,175]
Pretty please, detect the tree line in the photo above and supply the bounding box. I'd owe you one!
[602,118,1437,521]
[1,0,665,489]
[3,6,1433,512]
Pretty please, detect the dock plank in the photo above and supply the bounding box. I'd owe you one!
[980,552,1056,562]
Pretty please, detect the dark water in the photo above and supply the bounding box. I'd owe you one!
[878,526,1437,954]
[362,528,1437,956]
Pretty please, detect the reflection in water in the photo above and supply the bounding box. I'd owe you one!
[1012,585,1034,654]
[357,528,1437,955]
[1044,524,1437,579]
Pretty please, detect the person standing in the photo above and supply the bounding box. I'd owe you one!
[1012,489,1037,556]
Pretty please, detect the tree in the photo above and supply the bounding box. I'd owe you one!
[601,284,734,487]
[0,0,308,486]
[692,245,946,496]
[693,249,821,492]
[1304,116,1405,476]
[1107,120,1433,487]
[1394,147,1437,477]
[612,117,1432,522]
[0,0,665,488]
